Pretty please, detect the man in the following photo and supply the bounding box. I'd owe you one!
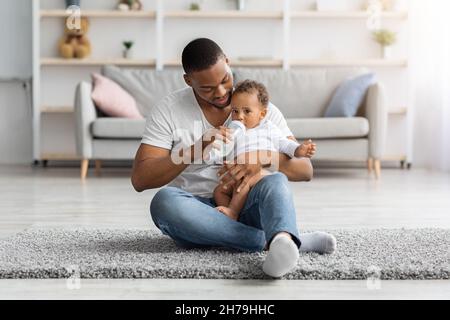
[131,38,336,278]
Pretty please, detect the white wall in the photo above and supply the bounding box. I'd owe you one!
[0,0,32,164]
[0,83,33,164]
[2,0,413,165]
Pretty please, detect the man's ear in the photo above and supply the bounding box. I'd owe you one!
[224,56,232,74]
[183,74,192,87]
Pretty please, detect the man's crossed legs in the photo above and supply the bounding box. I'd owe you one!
[150,172,336,277]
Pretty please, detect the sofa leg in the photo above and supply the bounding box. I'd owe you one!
[374,159,381,179]
[81,159,89,180]
[367,158,374,174]
[95,160,102,176]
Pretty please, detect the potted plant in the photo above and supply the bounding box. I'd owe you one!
[122,41,134,59]
[372,29,396,59]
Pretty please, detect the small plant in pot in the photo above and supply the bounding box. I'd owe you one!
[372,29,396,59]
[122,41,134,59]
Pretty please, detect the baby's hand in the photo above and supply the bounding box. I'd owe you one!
[296,139,316,158]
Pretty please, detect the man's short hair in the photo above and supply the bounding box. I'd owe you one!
[182,38,225,74]
[234,80,269,108]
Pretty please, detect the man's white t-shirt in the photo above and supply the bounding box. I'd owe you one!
[141,87,294,198]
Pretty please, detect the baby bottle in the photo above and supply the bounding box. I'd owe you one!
[208,120,246,164]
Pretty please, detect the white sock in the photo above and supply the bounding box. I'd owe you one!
[262,233,299,278]
[298,231,337,254]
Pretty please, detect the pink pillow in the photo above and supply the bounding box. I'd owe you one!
[91,73,143,119]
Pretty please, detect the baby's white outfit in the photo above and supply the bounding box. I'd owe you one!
[208,119,300,164]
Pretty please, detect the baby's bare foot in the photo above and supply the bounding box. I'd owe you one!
[216,206,239,221]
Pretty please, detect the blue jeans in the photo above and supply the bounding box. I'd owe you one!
[150,172,301,252]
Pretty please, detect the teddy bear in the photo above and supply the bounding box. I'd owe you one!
[58,17,91,59]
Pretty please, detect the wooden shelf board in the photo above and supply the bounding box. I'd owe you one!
[233,59,283,67]
[165,10,282,19]
[40,10,156,18]
[41,106,74,113]
[165,59,283,67]
[41,58,156,66]
[290,59,408,67]
[41,105,406,115]
[291,11,408,19]
[40,10,406,20]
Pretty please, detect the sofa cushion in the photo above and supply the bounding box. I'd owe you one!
[102,65,187,117]
[324,73,376,117]
[233,67,369,118]
[91,73,143,119]
[286,117,369,139]
[91,118,146,139]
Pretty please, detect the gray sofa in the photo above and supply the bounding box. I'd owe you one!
[75,66,387,179]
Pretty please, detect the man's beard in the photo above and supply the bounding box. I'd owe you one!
[197,91,232,109]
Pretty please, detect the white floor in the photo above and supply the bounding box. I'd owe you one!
[0,165,449,299]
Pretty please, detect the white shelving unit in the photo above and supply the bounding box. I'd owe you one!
[32,0,411,165]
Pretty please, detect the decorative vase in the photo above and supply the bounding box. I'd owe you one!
[65,0,80,8]
[236,0,245,11]
[382,45,391,59]
[123,48,133,59]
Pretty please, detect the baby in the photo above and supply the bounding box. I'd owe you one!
[212,80,316,221]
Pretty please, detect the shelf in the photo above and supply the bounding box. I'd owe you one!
[41,106,74,113]
[165,10,282,19]
[290,59,408,67]
[291,11,408,19]
[165,59,283,67]
[40,58,156,67]
[41,105,407,115]
[40,10,156,18]
[40,9,407,20]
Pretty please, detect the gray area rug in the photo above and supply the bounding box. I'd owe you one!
[0,228,449,279]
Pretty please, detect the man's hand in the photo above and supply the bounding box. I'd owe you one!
[180,126,233,163]
[217,152,263,193]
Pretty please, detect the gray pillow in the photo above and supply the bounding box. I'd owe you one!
[101,65,187,117]
[324,73,376,117]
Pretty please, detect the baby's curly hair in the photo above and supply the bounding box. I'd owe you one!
[233,79,269,108]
